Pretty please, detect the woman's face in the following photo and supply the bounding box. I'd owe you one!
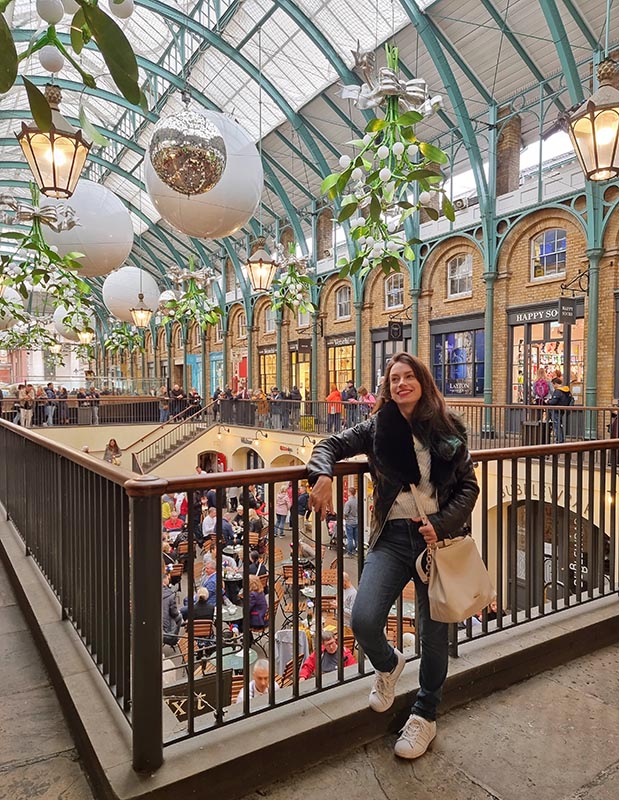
[388,361,422,417]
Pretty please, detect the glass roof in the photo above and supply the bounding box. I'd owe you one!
[0,0,614,286]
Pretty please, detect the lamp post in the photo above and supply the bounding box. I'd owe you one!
[16,85,91,199]
[567,60,619,182]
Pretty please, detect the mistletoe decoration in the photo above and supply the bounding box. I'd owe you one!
[104,322,145,355]
[270,243,315,314]
[0,0,144,136]
[0,183,93,337]
[0,318,59,352]
[161,255,222,330]
[321,44,454,278]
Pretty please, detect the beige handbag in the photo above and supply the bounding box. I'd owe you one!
[411,485,495,623]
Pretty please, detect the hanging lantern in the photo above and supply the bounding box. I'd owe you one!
[245,244,278,293]
[130,293,153,328]
[16,85,91,199]
[48,340,62,355]
[568,59,619,182]
[77,328,95,345]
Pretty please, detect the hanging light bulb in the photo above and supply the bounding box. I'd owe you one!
[130,292,153,328]
[48,340,62,355]
[568,60,619,181]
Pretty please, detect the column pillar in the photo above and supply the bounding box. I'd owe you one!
[275,313,283,389]
[354,301,363,385]
[496,110,522,197]
[409,288,420,356]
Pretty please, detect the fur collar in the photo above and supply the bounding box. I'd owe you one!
[373,400,464,488]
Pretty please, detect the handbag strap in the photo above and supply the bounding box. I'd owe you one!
[410,483,434,583]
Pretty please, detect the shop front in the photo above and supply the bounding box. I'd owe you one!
[289,338,312,398]
[430,314,485,398]
[209,352,223,397]
[326,334,356,393]
[508,299,585,405]
[258,345,277,392]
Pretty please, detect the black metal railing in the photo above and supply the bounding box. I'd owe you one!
[133,404,216,472]
[1,418,617,773]
[0,421,132,717]
[214,398,619,448]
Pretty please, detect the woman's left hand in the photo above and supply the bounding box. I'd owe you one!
[412,517,438,545]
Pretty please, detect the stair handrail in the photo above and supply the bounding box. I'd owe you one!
[133,405,214,471]
[124,400,216,452]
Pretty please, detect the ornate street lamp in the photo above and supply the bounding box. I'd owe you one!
[568,60,619,182]
[129,293,153,328]
[48,340,62,355]
[245,240,278,293]
[16,85,91,199]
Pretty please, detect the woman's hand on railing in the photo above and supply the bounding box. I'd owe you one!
[309,476,333,520]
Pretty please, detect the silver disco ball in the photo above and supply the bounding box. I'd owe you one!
[149,111,227,196]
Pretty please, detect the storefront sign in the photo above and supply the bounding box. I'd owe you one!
[446,380,472,395]
[327,334,356,347]
[558,297,577,325]
[240,437,254,445]
[279,445,293,452]
[388,320,403,341]
[259,345,277,355]
[509,307,558,324]
[289,339,312,353]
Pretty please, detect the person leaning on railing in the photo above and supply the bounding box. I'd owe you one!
[307,351,479,762]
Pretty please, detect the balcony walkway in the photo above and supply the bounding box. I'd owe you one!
[1,543,617,800]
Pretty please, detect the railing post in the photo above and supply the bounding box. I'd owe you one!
[125,474,169,773]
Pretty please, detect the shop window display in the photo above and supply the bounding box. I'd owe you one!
[432,330,484,397]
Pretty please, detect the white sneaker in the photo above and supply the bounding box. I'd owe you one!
[368,649,405,712]
[394,714,436,759]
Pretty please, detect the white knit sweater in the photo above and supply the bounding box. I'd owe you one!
[386,436,438,520]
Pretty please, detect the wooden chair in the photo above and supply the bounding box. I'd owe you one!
[230,675,245,704]
[279,653,305,688]
[177,541,190,557]
[386,615,415,645]
[257,573,269,591]
[168,563,183,589]
[282,563,312,589]
[248,532,260,550]
[402,582,416,601]
[319,568,338,586]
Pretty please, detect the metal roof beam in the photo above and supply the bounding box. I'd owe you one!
[262,151,314,200]
[479,0,566,113]
[538,0,585,105]
[560,0,599,49]
[398,1,489,216]
[138,0,331,176]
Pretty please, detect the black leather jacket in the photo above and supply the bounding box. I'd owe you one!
[306,402,479,551]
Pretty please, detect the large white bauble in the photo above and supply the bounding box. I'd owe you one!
[53,305,94,342]
[144,112,263,239]
[61,0,80,12]
[38,45,65,74]
[108,0,134,19]
[0,287,23,331]
[36,0,64,24]
[42,180,134,278]
[103,267,160,323]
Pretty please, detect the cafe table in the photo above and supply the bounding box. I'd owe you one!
[208,645,257,672]
[388,600,416,618]
[215,604,244,623]
[301,585,337,599]
[223,545,243,560]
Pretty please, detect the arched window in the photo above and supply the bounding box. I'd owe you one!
[447,254,473,298]
[335,285,351,320]
[264,306,276,334]
[384,273,404,309]
[297,309,310,328]
[238,311,247,339]
[531,229,567,280]
[214,318,224,342]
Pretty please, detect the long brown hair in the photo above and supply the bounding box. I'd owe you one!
[373,352,463,446]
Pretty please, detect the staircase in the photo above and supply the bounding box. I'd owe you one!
[133,407,212,472]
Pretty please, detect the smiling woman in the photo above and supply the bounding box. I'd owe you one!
[306,350,479,761]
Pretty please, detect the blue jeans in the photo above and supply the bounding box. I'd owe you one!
[275,513,287,537]
[45,405,55,425]
[351,519,449,722]
[549,410,565,443]
[345,523,358,554]
[159,408,170,424]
